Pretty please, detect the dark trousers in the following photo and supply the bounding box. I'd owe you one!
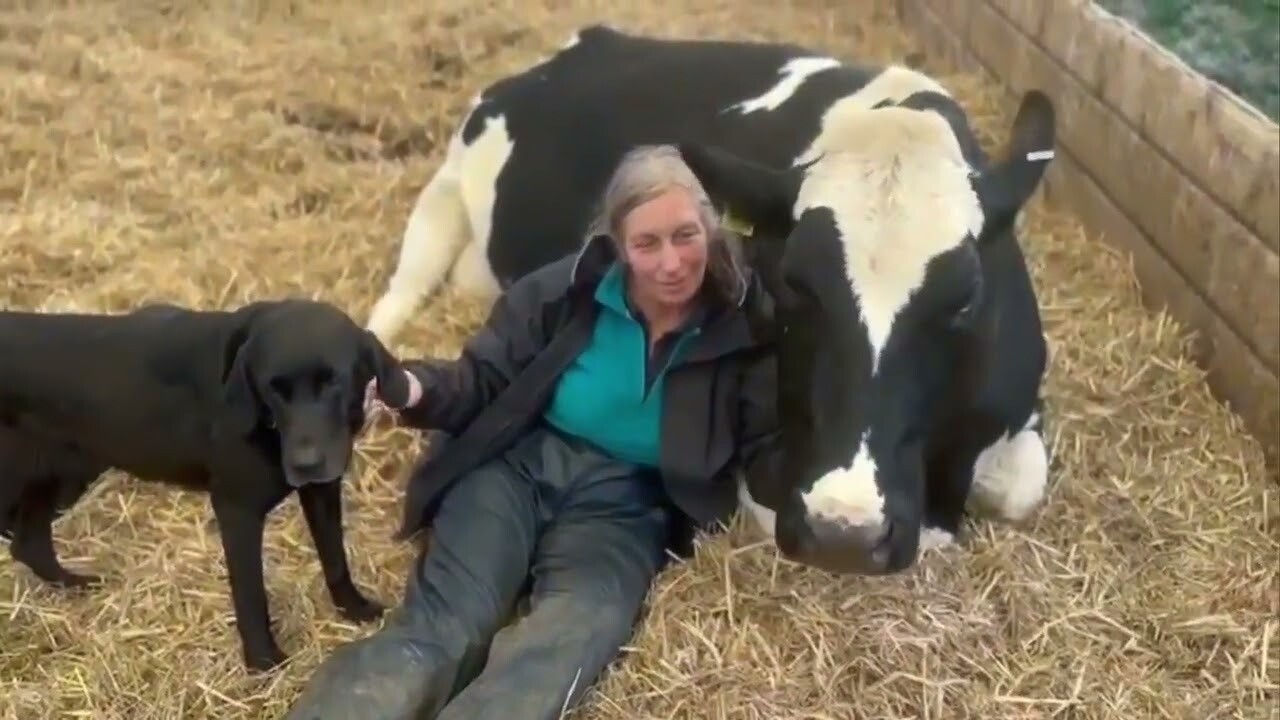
[283,425,672,720]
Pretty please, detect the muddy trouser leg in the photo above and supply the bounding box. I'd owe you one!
[436,431,671,720]
[282,450,541,720]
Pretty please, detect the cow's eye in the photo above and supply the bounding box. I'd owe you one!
[951,300,977,327]
[949,281,983,328]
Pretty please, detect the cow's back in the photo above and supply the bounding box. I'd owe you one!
[456,25,884,286]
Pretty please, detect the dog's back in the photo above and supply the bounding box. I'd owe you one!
[0,304,234,486]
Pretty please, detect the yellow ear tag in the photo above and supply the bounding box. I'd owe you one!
[721,208,754,238]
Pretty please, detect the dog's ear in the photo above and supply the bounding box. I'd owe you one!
[220,310,264,435]
[359,330,411,408]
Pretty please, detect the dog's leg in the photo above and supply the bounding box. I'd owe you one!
[9,478,102,588]
[297,481,385,623]
[210,494,286,672]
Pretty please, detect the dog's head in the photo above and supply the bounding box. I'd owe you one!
[218,299,411,488]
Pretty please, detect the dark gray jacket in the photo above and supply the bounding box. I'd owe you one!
[393,234,782,551]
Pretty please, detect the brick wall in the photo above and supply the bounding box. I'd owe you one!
[897,0,1280,465]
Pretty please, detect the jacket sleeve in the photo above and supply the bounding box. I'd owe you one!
[394,261,570,435]
[736,347,785,508]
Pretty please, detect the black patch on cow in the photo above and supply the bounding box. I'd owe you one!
[893,90,987,171]
[771,207,872,480]
[450,26,886,288]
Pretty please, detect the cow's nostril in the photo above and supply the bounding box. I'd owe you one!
[847,520,892,551]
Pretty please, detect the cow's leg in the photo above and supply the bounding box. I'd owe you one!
[966,409,1049,523]
[920,453,968,554]
[921,406,1048,554]
[449,113,514,302]
[449,238,501,300]
[366,135,473,344]
[736,476,777,539]
[921,420,988,552]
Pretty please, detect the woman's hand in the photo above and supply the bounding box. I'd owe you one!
[363,369,423,416]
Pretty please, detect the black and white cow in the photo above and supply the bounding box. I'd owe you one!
[366,25,1057,575]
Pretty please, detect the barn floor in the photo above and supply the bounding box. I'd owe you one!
[0,2,1275,719]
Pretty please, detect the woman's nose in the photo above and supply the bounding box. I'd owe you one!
[657,242,682,271]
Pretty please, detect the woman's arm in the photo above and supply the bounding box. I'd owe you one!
[395,261,568,434]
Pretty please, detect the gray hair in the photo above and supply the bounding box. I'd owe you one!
[586,144,746,304]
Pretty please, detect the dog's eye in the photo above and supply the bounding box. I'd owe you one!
[310,367,337,395]
[268,378,292,401]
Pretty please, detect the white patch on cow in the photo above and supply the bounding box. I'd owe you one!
[728,56,842,114]
[918,526,955,552]
[792,65,950,165]
[967,412,1049,522]
[737,477,777,538]
[451,234,501,297]
[791,66,984,374]
[450,114,512,298]
[799,435,886,528]
[561,31,580,49]
[365,112,513,342]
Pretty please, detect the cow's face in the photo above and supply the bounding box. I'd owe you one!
[679,90,1055,575]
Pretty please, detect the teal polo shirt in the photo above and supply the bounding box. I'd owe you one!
[542,264,704,468]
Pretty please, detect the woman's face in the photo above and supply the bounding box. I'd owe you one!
[619,186,710,312]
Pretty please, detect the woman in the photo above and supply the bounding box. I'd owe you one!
[284,144,781,720]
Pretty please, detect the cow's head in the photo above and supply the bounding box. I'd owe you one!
[679,90,1055,575]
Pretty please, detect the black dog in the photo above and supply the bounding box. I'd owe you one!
[0,298,412,671]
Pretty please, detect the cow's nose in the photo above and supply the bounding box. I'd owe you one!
[777,511,896,575]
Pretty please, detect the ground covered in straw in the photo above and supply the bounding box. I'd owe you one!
[1,1,1275,718]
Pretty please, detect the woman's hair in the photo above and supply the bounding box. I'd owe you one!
[585,144,746,304]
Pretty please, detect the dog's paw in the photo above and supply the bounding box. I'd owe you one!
[337,594,387,624]
[54,571,104,590]
[244,643,288,673]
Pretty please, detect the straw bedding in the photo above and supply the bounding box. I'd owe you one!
[1,1,1275,718]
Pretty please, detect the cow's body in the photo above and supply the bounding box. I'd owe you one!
[368,25,943,322]
[368,25,1056,575]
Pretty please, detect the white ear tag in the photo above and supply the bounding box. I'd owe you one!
[1026,149,1055,162]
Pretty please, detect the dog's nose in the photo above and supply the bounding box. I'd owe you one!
[290,459,324,475]
[289,444,323,472]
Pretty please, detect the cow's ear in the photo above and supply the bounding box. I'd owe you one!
[677,142,802,240]
[973,90,1056,240]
